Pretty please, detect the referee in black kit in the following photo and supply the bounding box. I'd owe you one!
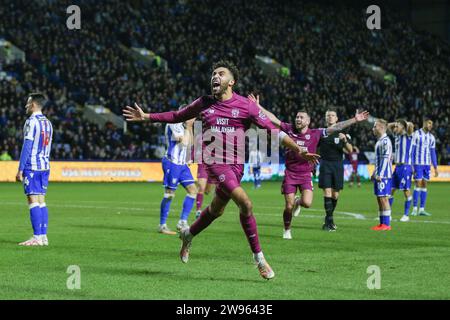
[318,109,353,231]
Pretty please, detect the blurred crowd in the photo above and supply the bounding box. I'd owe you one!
[0,0,449,163]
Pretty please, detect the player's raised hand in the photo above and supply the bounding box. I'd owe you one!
[354,109,370,122]
[122,103,148,121]
[248,93,260,106]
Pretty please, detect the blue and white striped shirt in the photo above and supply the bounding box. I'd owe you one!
[411,129,436,166]
[394,134,413,165]
[23,111,53,171]
[164,123,188,165]
[375,134,393,178]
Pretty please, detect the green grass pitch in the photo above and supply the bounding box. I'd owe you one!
[0,181,449,300]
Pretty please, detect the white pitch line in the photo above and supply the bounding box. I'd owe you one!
[1,201,450,225]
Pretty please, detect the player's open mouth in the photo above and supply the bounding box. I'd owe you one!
[212,80,221,89]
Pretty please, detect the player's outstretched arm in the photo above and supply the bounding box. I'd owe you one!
[281,133,320,166]
[326,109,370,135]
[248,94,281,128]
[123,98,203,124]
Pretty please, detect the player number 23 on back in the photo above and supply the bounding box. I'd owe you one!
[220,304,273,315]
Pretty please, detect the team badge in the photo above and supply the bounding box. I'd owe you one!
[232,109,240,118]
[172,178,178,184]
[334,138,340,144]
[258,110,266,120]
[219,174,226,182]
[305,134,310,140]
[208,108,215,114]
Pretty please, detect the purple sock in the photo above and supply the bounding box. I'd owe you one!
[240,214,262,254]
[283,208,292,230]
[189,207,217,236]
[196,193,204,211]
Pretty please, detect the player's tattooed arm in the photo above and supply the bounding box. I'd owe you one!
[326,110,370,135]
[248,94,281,128]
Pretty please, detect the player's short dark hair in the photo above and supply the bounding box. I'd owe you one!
[212,60,239,84]
[423,117,433,123]
[28,93,47,108]
[326,108,338,115]
[396,118,407,130]
[296,109,309,117]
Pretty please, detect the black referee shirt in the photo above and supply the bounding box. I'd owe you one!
[318,131,346,161]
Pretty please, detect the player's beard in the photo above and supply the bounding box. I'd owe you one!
[211,81,229,98]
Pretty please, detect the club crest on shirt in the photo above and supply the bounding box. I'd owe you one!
[219,174,226,182]
[258,110,266,120]
[305,134,310,140]
[334,137,340,144]
[231,109,239,118]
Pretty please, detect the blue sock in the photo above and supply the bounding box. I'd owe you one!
[389,196,394,207]
[404,197,412,216]
[254,175,258,188]
[413,188,420,207]
[420,189,427,210]
[379,212,384,225]
[180,194,196,221]
[160,195,173,225]
[29,203,42,236]
[40,203,49,235]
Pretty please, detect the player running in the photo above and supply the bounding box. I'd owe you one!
[371,119,393,231]
[194,129,215,219]
[123,60,320,280]
[318,109,354,232]
[411,119,439,216]
[16,93,53,246]
[158,113,197,235]
[249,95,369,239]
[387,119,414,221]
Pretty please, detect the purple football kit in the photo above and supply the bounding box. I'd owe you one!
[280,122,326,195]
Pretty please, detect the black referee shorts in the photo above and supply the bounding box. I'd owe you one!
[319,160,344,190]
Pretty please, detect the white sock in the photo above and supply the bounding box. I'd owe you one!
[253,251,264,262]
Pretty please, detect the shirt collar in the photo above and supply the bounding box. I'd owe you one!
[32,111,43,116]
[378,133,387,141]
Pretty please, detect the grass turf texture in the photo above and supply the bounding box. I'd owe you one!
[0,181,449,300]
